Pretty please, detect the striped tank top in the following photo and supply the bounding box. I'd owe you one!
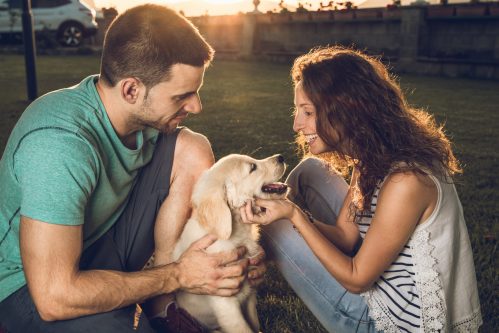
[356,184,422,333]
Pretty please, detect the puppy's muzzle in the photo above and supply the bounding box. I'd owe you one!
[262,154,287,194]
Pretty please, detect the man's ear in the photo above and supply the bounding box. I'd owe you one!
[120,77,143,104]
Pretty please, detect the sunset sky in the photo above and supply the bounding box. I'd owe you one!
[90,0,468,16]
[91,0,375,16]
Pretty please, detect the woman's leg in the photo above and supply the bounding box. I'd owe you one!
[262,158,377,332]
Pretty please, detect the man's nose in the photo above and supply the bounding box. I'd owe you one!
[185,94,202,114]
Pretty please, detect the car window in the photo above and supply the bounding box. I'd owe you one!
[0,0,8,10]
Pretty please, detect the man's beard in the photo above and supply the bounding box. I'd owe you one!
[138,104,185,134]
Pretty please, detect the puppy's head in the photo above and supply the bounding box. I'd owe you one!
[192,154,287,240]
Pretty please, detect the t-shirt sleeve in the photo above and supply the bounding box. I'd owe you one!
[13,129,99,225]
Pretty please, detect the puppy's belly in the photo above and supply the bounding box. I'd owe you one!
[173,218,259,330]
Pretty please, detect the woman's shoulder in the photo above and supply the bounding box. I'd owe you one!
[385,169,435,188]
[379,169,438,225]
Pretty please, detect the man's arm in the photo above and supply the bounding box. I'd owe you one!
[153,128,215,267]
[20,217,248,321]
[20,217,179,321]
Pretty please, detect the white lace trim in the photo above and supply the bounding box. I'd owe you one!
[361,290,400,333]
[361,228,448,332]
[412,229,446,332]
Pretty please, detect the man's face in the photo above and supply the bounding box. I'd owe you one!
[136,64,205,133]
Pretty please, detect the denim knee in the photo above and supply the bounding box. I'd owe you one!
[261,221,378,333]
[286,157,348,226]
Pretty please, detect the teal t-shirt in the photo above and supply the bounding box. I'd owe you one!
[0,75,158,302]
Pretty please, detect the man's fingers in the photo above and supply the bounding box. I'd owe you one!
[191,234,217,250]
[219,259,249,277]
[215,275,245,290]
[216,246,247,266]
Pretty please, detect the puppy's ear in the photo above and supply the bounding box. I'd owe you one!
[226,180,247,208]
[193,175,233,240]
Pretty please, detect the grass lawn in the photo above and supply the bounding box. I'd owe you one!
[0,54,497,332]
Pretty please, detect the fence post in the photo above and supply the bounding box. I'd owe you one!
[398,6,425,71]
[240,13,257,58]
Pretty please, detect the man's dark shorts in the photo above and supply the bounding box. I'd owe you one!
[0,129,182,333]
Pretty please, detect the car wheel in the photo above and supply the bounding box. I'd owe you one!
[57,22,84,47]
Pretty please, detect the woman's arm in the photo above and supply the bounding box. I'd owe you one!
[308,168,360,255]
[243,171,437,293]
[297,185,360,255]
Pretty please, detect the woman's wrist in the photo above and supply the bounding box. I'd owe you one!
[289,207,316,235]
[289,203,302,222]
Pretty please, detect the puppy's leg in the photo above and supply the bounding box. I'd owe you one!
[210,297,254,333]
[244,292,260,333]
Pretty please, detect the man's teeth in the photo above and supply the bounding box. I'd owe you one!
[304,134,318,144]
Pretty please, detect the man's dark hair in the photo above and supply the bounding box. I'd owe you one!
[100,4,214,88]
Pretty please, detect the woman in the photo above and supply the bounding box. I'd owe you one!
[241,47,482,332]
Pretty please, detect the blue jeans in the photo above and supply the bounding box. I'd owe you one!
[261,157,379,333]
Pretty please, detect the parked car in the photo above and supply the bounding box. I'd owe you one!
[0,0,98,47]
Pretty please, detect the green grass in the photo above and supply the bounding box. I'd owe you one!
[0,55,497,332]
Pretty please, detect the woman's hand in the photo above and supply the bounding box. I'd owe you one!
[240,198,297,225]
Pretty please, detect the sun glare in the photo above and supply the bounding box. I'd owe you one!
[204,0,241,3]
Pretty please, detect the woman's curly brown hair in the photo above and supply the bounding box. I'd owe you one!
[291,46,461,213]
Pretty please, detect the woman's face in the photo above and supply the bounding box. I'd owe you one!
[293,82,331,155]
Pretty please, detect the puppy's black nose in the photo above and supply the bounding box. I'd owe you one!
[277,155,285,164]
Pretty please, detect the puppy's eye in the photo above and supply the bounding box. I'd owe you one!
[249,163,257,173]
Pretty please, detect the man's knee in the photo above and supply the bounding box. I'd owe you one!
[174,128,214,169]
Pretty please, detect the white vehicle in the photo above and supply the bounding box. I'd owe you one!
[0,0,98,47]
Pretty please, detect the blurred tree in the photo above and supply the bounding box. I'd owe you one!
[336,1,356,9]
[278,0,290,13]
[320,1,336,10]
[296,2,309,12]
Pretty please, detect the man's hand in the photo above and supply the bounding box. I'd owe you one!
[175,234,249,296]
[248,246,267,288]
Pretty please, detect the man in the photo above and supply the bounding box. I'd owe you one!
[0,5,265,332]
